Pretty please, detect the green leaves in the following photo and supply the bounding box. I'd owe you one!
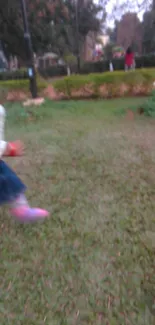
[53,68,155,99]
[0,0,105,60]
[143,90,155,117]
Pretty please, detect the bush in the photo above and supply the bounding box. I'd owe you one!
[142,90,155,117]
[81,60,110,74]
[39,65,67,78]
[0,69,28,81]
[0,87,9,102]
[0,77,47,101]
[81,54,155,74]
[0,77,47,91]
[53,69,155,99]
[1,54,155,81]
[0,65,67,81]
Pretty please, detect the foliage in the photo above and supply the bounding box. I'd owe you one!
[103,43,114,60]
[116,12,142,53]
[53,69,155,98]
[0,0,105,61]
[81,54,155,74]
[106,21,119,44]
[108,0,155,55]
[0,86,8,102]
[1,54,155,81]
[143,90,155,117]
[50,0,105,64]
[38,65,67,78]
[63,54,77,67]
[0,66,67,80]
[0,69,28,81]
[0,0,54,59]
[0,78,47,91]
[142,10,155,53]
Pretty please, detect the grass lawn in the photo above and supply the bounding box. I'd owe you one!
[1,97,155,324]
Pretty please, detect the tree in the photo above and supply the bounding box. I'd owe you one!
[142,0,155,53]
[0,0,105,63]
[50,0,105,59]
[0,0,68,59]
[107,0,155,54]
[142,11,154,53]
[106,20,119,44]
[116,13,142,53]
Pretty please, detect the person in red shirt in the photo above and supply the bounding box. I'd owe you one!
[125,47,134,71]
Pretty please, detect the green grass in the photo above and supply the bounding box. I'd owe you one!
[1,97,155,324]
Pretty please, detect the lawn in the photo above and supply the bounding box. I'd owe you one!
[1,97,155,324]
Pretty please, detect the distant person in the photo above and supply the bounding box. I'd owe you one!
[125,47,134,71]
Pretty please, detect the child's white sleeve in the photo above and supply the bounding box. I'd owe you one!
[0,105,7,158]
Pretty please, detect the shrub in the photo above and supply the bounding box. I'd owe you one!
[0,78,47,91]
[1,54,155,81]
[135,54,155,69]
[39,65,67,78]
[0,76,47,101]
[0,66,67,81]
[81,54,155,74]
[0,87,9,102]
[1,53,155,82]
[53,69,155,99]
[0,69,28,81]
[142,90,155,117]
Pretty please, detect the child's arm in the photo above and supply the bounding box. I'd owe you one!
[0,104,8,157]
[0,105,23,158]
[3,141,24,157]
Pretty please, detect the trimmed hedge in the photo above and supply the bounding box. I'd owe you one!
[0,53,155,81]
[0,69,28,81]
[0,78,47,91]
[81,54,155,74]
[1,68,155,101]
[38,65,67,78]
[53,69,155,99]
[0,66,67,81]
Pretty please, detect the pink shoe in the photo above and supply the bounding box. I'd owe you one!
[10,207,49,223]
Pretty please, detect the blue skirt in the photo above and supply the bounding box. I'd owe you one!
[0,160,26,205]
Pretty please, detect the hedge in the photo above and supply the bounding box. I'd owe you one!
[53,69,155,99]
[1,68,155,100]
[0,54,155,81]
[81,54,155,74]
[0,66,67,81]
[0,78,47,91]
[0,66,67,80]
[38,65,67,78]
[0,69,28,81]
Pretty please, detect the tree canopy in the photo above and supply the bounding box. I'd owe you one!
[107,0,155,54]
[0,0,106,59]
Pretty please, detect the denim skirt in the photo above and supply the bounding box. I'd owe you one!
[0,160,26,204]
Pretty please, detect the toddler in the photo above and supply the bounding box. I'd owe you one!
[0,104,49,222]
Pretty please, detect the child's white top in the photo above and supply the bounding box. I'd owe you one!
[0,105,7,158]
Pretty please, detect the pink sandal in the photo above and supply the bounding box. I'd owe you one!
[11,207,49,223]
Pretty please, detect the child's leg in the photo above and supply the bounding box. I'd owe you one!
[9,193,49,222]
[0,160,49,222]
[10,193,29,208]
